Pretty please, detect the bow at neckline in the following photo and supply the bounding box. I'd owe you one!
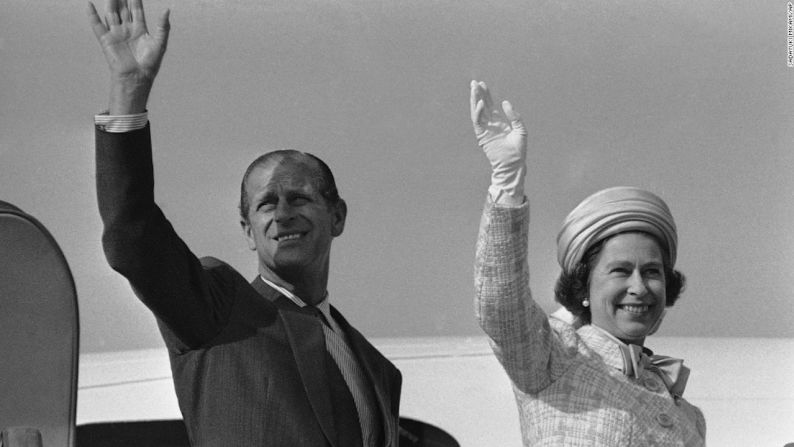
[619,343,690,399]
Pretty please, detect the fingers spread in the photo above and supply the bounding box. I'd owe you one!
[119,0,131,24]
[87,2,109,38]
[153,9,171,44]
[105,11,120,28]
[106,0,120,15]
[130,0,145,25]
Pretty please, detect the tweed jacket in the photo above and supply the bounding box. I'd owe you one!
[95,124,402,446]
[474,198,706,446]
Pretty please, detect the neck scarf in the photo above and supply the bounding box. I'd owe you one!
[620,343,690,399]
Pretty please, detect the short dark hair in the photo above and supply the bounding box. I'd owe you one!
[554,232,686,324]
[239,150,341,222]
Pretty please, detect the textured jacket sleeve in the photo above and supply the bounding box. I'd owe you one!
[95,124,237,350]
[474,197,577,393]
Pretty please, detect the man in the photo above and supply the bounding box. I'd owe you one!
[87,1,402,445]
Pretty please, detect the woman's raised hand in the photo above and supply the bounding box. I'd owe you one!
[470,80,528,202]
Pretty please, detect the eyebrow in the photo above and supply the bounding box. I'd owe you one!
[253,189,276,202]
[254,185,315,202]
[604,260,664,269]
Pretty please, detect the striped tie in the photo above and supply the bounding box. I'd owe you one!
[311,308,382,446]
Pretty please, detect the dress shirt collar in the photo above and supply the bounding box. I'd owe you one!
[259,276,337,331]
[589,324,654,356]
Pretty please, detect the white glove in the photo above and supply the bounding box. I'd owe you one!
[470,80,528,205]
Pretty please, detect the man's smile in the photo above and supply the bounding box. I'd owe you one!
[274,232,305,242]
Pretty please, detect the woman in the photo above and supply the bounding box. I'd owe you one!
[470,80,706,446]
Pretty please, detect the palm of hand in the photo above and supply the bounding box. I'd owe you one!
[477,110,526,168]
[100,23,165,82]
[470,81,527,169]
[89,1,169,85]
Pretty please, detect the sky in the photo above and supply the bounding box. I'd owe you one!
[2,0,793,353]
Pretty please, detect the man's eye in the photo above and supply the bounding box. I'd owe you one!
[258,201,276,211]
[291,197,309,206]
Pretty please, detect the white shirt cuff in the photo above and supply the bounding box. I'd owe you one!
[94,111,148,133]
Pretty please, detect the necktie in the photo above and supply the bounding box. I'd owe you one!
[306,306,382,446]
[619,343,690,399]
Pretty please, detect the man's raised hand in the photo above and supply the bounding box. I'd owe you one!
[88,0,170,114]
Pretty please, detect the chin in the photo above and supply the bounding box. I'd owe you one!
[272,252,310,266]
[617,324,652,341]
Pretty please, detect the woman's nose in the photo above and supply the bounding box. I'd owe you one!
[627,270,647,296]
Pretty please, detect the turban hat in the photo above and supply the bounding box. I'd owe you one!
[556,186,678,274]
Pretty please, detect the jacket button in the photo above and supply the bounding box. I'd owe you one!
[656,412,674,428]
[643,377,661,392]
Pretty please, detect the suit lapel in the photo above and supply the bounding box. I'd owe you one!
[250,277,339,447]
[330,306,398,446]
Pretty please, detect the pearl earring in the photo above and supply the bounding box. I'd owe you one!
[582,298,590,308]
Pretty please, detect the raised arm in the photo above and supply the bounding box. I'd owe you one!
[88,0,170,114]
[471,81,571,393]
[89,1,236,349]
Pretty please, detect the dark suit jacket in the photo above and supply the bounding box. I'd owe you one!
[95,124,402,446]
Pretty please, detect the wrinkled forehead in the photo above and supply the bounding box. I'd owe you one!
[246,156,323,195]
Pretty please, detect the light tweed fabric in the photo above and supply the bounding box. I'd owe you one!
[475,199,706,446]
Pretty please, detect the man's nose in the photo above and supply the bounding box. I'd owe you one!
[274,200,296,222]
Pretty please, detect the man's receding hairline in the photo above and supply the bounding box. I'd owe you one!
[239,150,340,222]
[249,152,324,179]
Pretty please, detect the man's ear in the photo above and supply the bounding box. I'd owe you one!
[240,218,257,250]
[331,199,347,237]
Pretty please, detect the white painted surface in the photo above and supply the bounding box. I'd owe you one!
[77,336,794,446]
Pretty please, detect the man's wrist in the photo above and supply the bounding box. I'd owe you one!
[108,77,153,115]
